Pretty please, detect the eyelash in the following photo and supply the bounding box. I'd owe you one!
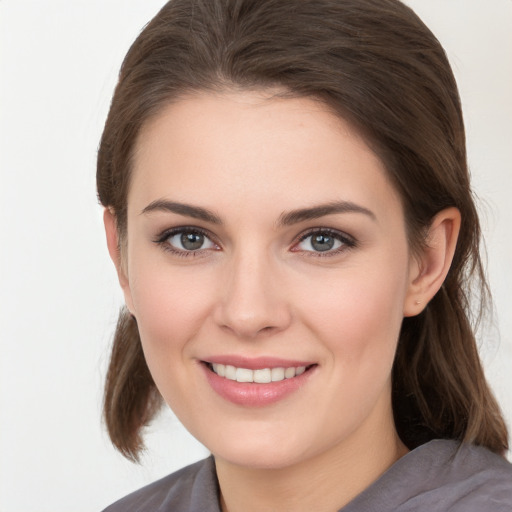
[154,226,357,258]
[154,226,219,258]
[292,228,357,257]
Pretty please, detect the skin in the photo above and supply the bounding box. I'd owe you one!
[105,90,460,512]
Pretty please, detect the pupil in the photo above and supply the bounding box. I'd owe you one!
[181,232,204,250]
[312,234,334,252]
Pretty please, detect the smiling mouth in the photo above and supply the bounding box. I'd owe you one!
[206,362,315,383]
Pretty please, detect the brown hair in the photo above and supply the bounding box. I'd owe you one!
[97,0,508,461]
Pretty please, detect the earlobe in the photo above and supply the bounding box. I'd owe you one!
[404,207,461,317]
[103,208,135,314]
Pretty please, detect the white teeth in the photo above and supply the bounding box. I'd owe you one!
[235,368,253,383]
[254,368,272,383]
[210,363,308,383]
[271,367,285,382]
[284,367,296,379]
[225,365,236,380]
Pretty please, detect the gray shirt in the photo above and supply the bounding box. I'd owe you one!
[103,440,512,511]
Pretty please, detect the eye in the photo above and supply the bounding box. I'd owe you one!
[155,227,218,255]
[293,229,355,255]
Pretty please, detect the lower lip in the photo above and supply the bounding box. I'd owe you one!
[201,363,315,407]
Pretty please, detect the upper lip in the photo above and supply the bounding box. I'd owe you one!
[202,355,315,370]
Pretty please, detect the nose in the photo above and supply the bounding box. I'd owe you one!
[213,250,292,339]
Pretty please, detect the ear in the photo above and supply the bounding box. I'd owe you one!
[103,208,135,315]
[403,207,461,317]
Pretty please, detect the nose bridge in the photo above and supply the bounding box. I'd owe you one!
[215,243,290,338]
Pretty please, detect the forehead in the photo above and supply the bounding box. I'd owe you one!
[129,90,403,223]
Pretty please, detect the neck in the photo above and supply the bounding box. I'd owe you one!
[215,408,408,512]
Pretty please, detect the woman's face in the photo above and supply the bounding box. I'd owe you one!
[118,91,419,469]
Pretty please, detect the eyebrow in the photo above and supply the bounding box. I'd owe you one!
[277,201,376,226]
[141,200,222,224]
[141,199,376,226]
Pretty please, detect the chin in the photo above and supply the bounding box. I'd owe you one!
[215,444,307,470]
[189,421,303,470]
[205,422,338,471]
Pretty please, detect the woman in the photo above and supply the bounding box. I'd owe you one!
[98,0,512,510]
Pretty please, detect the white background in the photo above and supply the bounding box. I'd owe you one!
[0,1,510,510]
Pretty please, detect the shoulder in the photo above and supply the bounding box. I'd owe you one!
[420,440,512,487]
[439,440,512,508]
[101,456,220,512]
[343,440,512,512]
[395,440,512,511]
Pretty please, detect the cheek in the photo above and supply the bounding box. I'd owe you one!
[293,258,409,436]
[299,257,408,369]
[127,262,221,417]
[128,259,217,361]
